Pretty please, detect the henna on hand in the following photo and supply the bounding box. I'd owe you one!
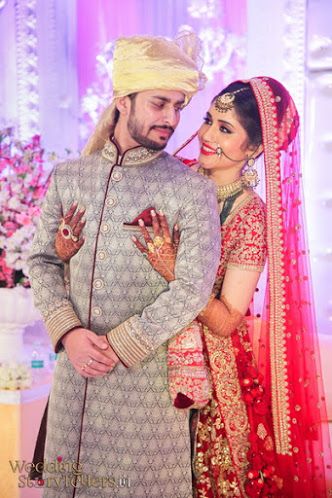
[55,202,86,262]
[198,294,243,337]
[132,210,180,283]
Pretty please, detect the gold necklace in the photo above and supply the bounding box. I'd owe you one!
[216,178,244,202]
[199,167,244,202]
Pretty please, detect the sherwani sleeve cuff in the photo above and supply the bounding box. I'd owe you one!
[45,305,82,352]
[106,318,150,368]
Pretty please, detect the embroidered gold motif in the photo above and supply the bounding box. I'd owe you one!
[264,435,274,451]
[257,422,268,440]
[204,331,250,492]
[221,196,267,281]
[195,405,244,497]
[102,139,161,166]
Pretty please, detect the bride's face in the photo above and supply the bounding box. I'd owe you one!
[198,105,256,172]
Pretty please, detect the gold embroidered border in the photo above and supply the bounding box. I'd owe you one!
[226,262,265,273]
[46,304,82,352]
[204,328,250,493]
[250,78,291,455]
[102,139,161,166]
[107,318,149,367]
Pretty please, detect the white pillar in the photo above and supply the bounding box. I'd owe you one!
[305,0,332,336]
[0,0,79,154]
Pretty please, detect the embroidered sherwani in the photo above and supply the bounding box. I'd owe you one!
[28,141,220,498]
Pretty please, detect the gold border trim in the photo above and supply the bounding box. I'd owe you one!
[46,305,82,352]
[102,139,162,166]
[226,262,265,273]
[250,78,291,455]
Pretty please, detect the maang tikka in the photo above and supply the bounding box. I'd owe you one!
[214,88,248,113]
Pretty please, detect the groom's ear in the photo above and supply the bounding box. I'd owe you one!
[115,96,132,116]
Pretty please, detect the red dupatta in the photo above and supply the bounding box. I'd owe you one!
[249,76,331,496]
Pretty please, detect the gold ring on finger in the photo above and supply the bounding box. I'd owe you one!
[71,234,79,243]
[147,242,155,253]
[87,358,93,366]
[153,236,164,248]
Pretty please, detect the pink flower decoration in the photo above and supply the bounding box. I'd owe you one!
[0,129,52,288]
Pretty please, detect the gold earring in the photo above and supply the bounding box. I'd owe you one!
[241,157,259,188]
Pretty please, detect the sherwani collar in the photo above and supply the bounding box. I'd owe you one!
[101,138,163,166]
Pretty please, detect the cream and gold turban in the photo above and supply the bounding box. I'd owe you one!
[82,31,206,155]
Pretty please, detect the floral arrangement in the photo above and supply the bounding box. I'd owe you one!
[0,362,32,390]
[0,128,52,288]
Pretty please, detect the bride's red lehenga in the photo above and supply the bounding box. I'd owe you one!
[183,77,331,497]
[193,194,280,498]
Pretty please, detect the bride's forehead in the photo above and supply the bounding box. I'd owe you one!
[206,105,242,126]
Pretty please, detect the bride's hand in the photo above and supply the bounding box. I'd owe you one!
[132,210,180,282]
[55,203,86,262]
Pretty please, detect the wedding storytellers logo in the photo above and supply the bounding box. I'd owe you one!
[9,455,131,489]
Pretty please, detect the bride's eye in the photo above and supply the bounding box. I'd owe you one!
[219,125,231,134]
[203,116,212,125]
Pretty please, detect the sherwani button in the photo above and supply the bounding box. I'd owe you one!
[93,278,104,290]
[111,170,123,182]
[98,250,106,260]
[107,197,117,207]
[92,306,102,316]
[101,223,109,233]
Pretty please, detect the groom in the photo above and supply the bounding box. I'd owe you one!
[29,33,220,497]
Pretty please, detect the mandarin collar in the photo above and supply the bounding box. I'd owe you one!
[101,139,163,166]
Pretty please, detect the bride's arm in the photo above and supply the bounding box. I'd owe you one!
[198,267,261,337]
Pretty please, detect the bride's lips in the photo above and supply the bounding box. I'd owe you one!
[200,142,216,156]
